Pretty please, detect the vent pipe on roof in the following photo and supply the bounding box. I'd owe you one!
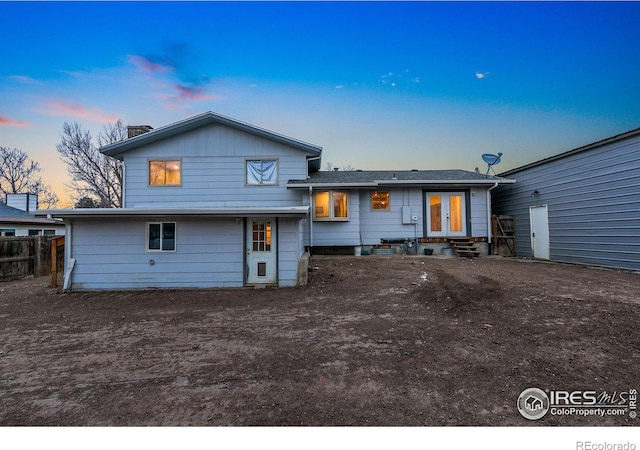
[127,125,153,139]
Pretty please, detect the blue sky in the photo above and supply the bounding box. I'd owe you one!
[1,1,640,206]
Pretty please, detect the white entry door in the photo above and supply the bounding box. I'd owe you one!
[529,205,550,260]
[246,219,277,284]
[426,192,467,237]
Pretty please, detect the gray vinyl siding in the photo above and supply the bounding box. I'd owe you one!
[304,187,492,248]
[278,218,304,287]
[69,217,244,290]
[123,123,309,208]
[470,189,489,238]
[358,188,489,242]
[493,133,640,271]
[308,191,361,246]
[359,188,423,244]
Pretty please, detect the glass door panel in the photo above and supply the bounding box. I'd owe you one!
[429,196,442,232]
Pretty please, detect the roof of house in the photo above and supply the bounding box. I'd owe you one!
[287,169,514,188]
[100,111,323,161]
[499,126,640,176]
[0,202,61,225]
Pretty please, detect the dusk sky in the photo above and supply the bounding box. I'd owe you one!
[1,1,640,206]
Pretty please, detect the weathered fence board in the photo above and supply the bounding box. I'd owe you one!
[0,236,62,281]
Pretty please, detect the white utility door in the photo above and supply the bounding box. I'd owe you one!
[529,205,550,260]
[426,192,467,237]
[246,219,277,284]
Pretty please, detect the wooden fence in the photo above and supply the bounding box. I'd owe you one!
[0,236,64,282]
[491,215,516,257]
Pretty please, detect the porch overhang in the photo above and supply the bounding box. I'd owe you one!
[287,179,516,189]
[37,206,310,220]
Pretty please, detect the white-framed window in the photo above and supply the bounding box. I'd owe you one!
[149,160,181,186]
[313,191,349,221]
[371,191,390,210]
[147,222,176,252]
[0,228,15,237]
[246,159,278,185]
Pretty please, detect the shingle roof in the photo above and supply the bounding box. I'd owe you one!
[0,202,35,219]
[0,202,59,224]
[288,169,512,187]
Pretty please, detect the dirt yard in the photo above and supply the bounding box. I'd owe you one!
[1,255,639,426]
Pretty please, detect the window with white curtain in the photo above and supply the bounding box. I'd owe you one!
[246,159,278,185]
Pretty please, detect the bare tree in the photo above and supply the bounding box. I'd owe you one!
[0,146,59,208]
[30,180,59,209]
[56,120,126,208]
[324,162,356,172]
[0,146,41,195]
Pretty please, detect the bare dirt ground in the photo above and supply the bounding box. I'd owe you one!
[1,255,639,426]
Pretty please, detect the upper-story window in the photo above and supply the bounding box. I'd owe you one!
[246,159,278,185]
[313,191,349,221]
[149,160,181,186]
[371,191,390,210]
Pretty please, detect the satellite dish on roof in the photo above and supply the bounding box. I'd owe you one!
[481,152,503,177]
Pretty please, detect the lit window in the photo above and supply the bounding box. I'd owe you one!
[313,191,349,221]
[246,159,278,185]
[147,222,176,251]
[149,160,181,186]
[252,221,272,252]
[371,191,390,210]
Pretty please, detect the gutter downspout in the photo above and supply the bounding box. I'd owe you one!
[305,155,321,255]
[486,182,499,246]
[121,162,126,208]
[308,185,313,255]
[62,221,74,291]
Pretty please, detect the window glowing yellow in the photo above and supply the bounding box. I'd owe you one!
[149,160,181,186]
[449,195,463,232]
[371,191,390,210]
[429,196,442,232]
[314,191,349,220]
[314,192,330,219]
[252,221,272,252]
[333,192,348,218]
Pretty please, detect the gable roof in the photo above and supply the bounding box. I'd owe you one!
[288,169,514,188]
[100,111,323,160]
[499,126,640,176]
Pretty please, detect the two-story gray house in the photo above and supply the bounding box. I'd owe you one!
[45,111,513,290]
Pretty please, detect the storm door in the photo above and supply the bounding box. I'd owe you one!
[246,219,277,284]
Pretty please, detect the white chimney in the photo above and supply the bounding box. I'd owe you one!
[6,193,38,212]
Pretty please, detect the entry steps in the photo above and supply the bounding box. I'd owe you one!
[448,238,481,257]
